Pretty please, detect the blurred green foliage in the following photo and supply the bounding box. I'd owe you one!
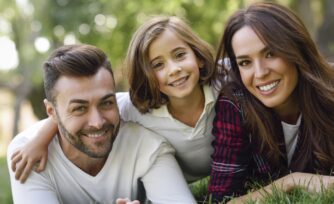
[0,157,12,204]
[1,0,333,121]
[1,1,334,203]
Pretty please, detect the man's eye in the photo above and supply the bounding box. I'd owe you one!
[72,106,87,113]
[101,101,113,109]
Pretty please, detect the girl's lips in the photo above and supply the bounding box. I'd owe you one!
[168,76,189,87]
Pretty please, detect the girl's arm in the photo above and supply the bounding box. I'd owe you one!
[228,172,334,204]
[11,117,58,183]
[116,198,140,204]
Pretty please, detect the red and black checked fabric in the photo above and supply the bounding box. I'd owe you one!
[208,93,322,202]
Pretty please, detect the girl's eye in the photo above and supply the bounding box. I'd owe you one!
[151,61,164,70]
[175,51,186,59]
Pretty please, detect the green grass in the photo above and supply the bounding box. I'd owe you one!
[189,176,211,203]
[244,187,334,204]
[190,177,334,204]
[3,158,334,204]
[0,156,12,204]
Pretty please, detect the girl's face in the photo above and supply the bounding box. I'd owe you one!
[148,29,203,103]
[232,26,299,115]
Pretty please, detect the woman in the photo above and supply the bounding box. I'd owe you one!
[209,2,334,203]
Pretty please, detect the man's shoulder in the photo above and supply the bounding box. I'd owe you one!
[7,120,48,157]
[116,121,174,156]
[118,120,166,143]
[114,121,175,170]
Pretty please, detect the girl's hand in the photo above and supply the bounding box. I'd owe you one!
[116,198,140,204]
[10,117,57,183]
[11,144,48,183]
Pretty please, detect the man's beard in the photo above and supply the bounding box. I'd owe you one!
[56,112,120,158]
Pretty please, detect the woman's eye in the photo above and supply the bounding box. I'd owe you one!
[237,60,250,67]
[266,51,274,58]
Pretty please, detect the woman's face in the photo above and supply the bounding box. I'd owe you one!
[232,26,299,116]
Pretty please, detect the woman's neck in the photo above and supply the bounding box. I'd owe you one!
[274,94,300,124]
[280,111,301,125]
[167,85,205,127]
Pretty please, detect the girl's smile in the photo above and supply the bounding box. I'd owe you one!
[148,29,203,103]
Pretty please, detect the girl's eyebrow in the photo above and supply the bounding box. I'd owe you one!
[171,46,187,52]
[150,46,187,62]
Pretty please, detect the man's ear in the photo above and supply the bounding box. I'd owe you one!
[44,99,58,123]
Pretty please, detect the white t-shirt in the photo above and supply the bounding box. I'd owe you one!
[281,114,302,166]
[116,85,218,182]
[7,120,196,204]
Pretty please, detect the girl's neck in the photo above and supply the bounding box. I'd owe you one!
[167,85,205,127]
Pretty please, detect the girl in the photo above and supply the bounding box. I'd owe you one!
[11,15,219,183]
[209,2,334,203]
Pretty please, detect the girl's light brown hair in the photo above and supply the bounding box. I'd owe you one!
[217,2,334,172]
[125,15,216,113]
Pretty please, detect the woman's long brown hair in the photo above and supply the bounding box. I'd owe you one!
[217,2,334,172]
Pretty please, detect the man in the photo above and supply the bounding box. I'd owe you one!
[7,44,196,204]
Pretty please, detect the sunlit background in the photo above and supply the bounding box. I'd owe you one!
[0,0,333,203]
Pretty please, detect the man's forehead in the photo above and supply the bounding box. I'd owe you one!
[53,68,116,103]
[68,93,116,104]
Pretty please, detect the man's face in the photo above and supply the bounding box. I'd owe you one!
[46,68,120,158]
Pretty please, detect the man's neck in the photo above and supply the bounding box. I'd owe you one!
[57,134,107,176]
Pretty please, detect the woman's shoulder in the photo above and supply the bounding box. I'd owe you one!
[216,89,244,110]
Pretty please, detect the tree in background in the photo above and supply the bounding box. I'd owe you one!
[0,0,333,138]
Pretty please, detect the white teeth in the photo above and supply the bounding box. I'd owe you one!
[258,81,279,92]
[86,130,107,138]
[169,76,187,87]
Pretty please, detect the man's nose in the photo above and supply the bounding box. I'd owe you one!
[87,108,105,129]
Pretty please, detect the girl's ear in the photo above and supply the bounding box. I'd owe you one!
[198,60,204,69]
[44,99,59,123]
